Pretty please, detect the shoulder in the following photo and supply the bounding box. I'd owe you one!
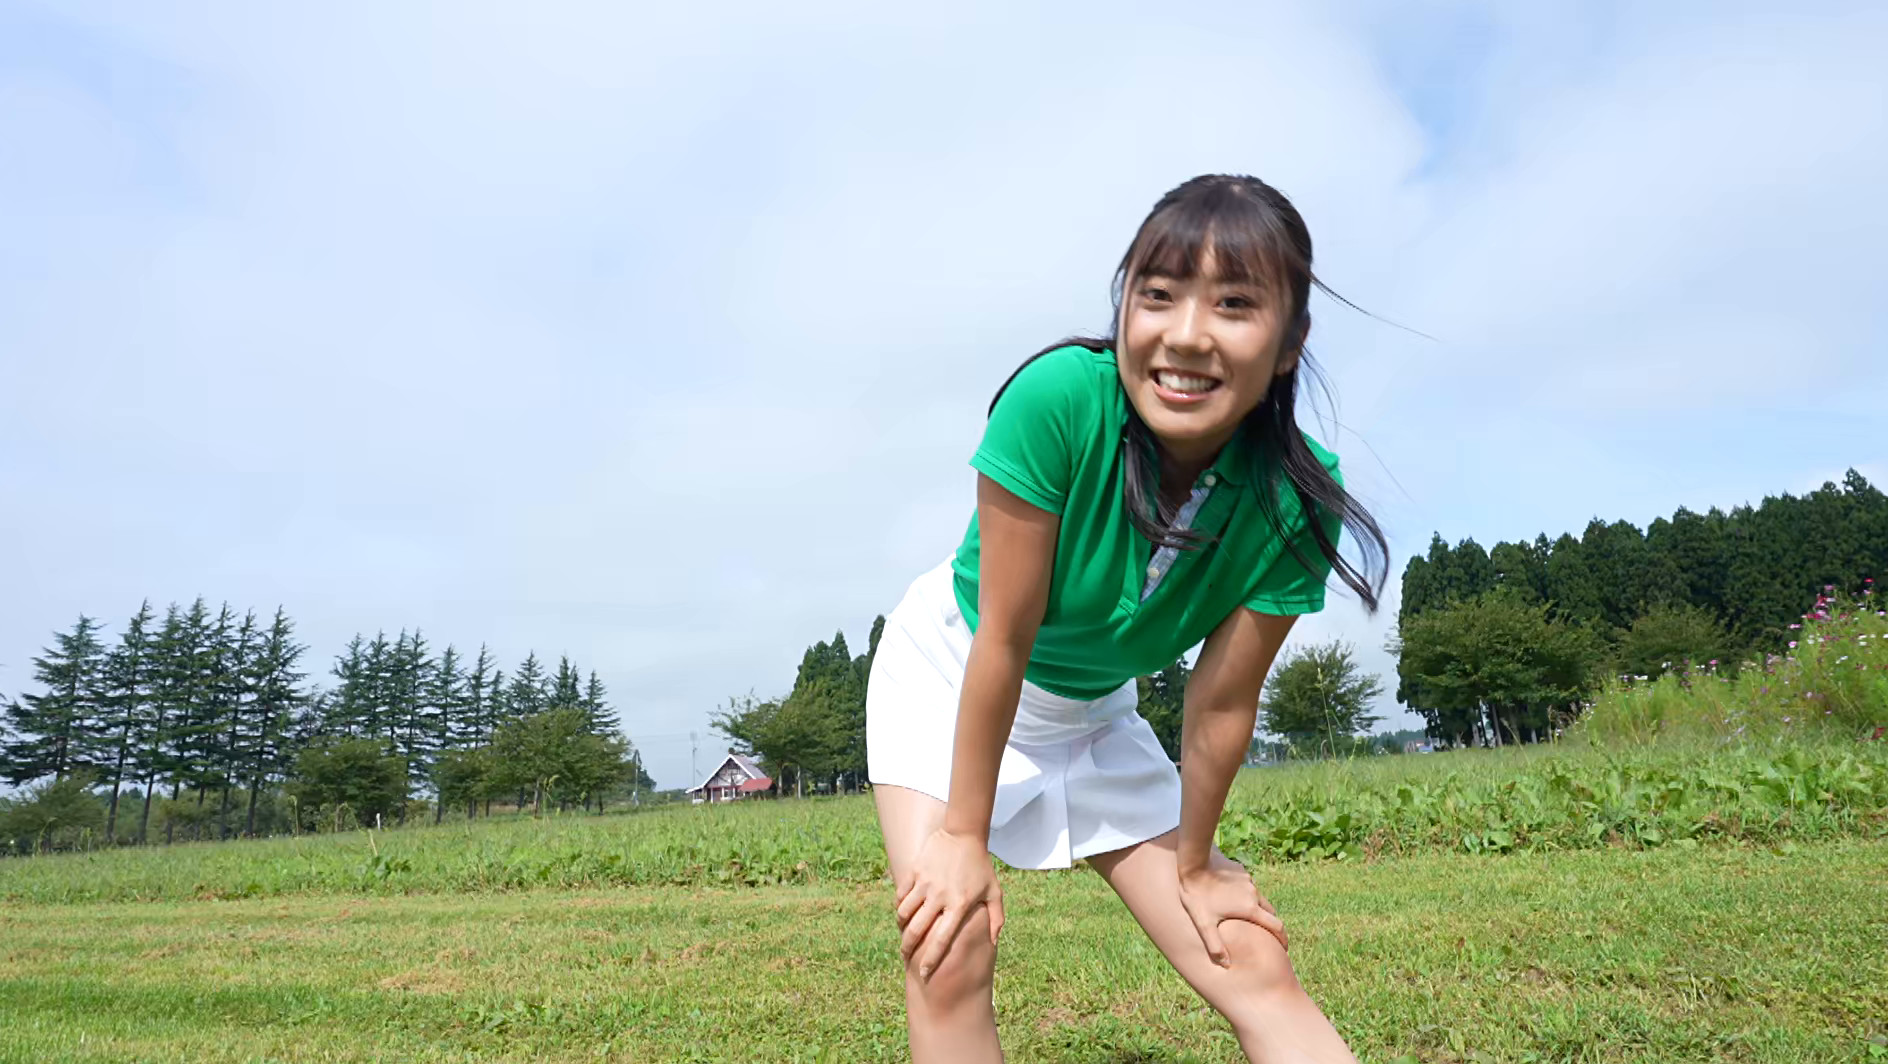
[1252,430,1342,535]
[1299,430,1343,486]
[992,343,1118,413]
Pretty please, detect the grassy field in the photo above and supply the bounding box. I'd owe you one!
[2,836,1883,1063]
[4,738,1883,904]
[4,700,1886,1062]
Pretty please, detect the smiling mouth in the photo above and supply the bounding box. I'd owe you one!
[1152,369,1222,397]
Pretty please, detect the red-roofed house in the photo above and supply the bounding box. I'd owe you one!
[687,753,773,803]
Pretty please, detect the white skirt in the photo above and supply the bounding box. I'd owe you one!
[865,558,1182,870]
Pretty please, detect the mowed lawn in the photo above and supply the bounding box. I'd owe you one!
[2,838,1883,1064]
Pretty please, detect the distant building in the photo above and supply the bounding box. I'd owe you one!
[1402,740,1437,754]
[687,753,773,803]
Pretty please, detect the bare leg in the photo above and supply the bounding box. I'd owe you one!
[1086,831,1356,1064]
[873,784,1003,1063]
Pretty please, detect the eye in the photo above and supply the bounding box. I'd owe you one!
[1219,293,1257,311]
[1138,285,1172,303]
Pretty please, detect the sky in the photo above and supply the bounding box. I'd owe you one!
[2,0,1884,791]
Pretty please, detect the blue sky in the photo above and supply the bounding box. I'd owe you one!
[3,1,1883,791]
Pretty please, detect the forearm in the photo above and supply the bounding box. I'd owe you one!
[941,635,1028,839]
[1176,697,1258,875]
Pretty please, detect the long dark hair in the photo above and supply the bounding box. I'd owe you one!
[990,174,1389,612]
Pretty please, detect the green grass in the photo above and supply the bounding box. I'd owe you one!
[1,838,1882,1063]
[4,637,1885,1062]
[4,739,1883,904]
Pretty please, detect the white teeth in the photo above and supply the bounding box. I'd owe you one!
[1155,370,1219,393]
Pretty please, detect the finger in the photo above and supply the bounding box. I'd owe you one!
[1253,892,1278,918]
[1194,916,1230,968]
[917,907,964,980]
[1244,906,1290,952]
[895,882,928,925]
[900,899,942,961]
[987,893,1005,945]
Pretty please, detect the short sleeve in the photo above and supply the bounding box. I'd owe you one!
[1244,460,1345,616]
[968,347,1100,514]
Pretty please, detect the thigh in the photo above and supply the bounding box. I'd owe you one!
[873,783,950,892]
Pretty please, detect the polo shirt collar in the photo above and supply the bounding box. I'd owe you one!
[1203,429,1255,488]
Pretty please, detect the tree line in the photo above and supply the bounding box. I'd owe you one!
[1394,469,1887,746]
[0,598,654,853]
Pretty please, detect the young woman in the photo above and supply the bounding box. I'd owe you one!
[863,174,1390,1062]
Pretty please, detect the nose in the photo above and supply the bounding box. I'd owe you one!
[1162,295,1214,356]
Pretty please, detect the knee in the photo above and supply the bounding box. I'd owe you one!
[904,904,996,1015]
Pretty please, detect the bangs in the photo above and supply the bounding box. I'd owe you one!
[1124,186,1306,304]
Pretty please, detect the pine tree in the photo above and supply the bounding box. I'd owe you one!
[424,645,467,823]
[99,603,158,840]
[155,598,220,844]
[135,604,184,845]
[0,615,109,786]
[551,656,583,710]
[327,635,371,737]
[386,630,435,791]
[360,632,394,741]
[580,670,617,735]
[211,609,261,839]
[462,647,499,748]
[506,654,548,717]
[487,668,508,734]
[243,608,307,837]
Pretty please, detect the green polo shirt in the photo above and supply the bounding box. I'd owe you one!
[952,344,1343,701]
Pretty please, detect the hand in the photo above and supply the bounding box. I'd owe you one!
[1177,850,1287,967]
[895,828,1005,979]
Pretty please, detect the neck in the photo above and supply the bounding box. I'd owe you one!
[1157,431,1233,488]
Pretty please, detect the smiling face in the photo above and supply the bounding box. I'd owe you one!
[1117,242,1305,469]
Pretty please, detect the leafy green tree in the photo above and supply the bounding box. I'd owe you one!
[0,773,105,854]
[432,745,501,821]
[1614,602,1731,680]
[1259,640,1383,754]
[1136,658,1190,761]
[1396,591,1602,747]
[289,737,409,832]
[1,615,109,785]
[487,707,633,814]
[711,682,849,799]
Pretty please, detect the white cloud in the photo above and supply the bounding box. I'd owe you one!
[3,1,1882,787]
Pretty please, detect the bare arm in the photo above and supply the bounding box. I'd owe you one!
[1176,607,1299,876]
[897,474,1058,976]
[941,473,1059,839]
